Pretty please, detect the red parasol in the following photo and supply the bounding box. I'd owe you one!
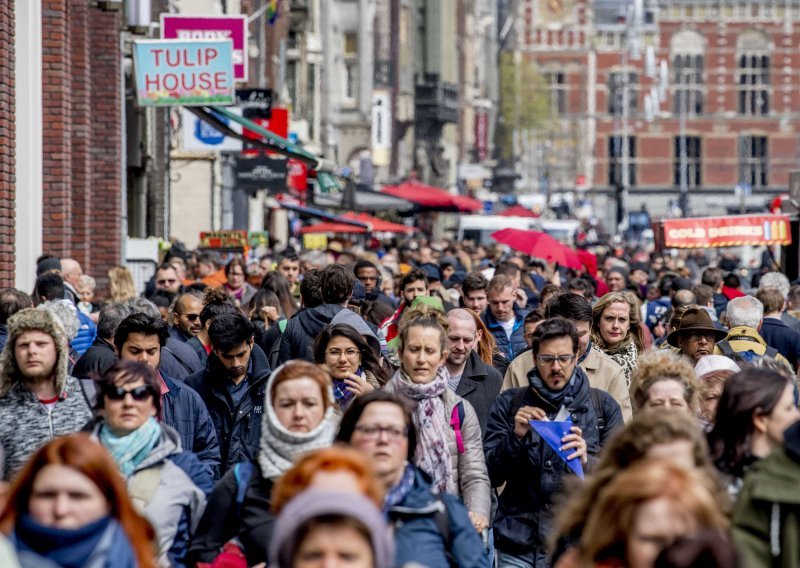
[491,228,582,269]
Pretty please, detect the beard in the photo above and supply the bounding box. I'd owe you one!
[19,362,55,381]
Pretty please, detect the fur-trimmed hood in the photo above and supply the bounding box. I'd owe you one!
[0,308,70,396]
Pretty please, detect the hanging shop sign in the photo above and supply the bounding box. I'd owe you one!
[161,15,248,81]
[133,39,234,106]
[660,215,791,248]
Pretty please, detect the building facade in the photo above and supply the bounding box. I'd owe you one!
[515,0,800,224]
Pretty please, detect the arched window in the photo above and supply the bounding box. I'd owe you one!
[736,30,770,116]
[670,30,705,115]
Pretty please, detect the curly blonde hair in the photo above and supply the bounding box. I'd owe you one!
[577,460,728,565]
[591,292,644,352]
[551,411,728,555]
[630,349,698,411]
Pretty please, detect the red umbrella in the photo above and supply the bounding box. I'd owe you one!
[491,228,582,269]
[499,205,539,218]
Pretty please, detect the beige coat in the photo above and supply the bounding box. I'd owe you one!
[502,347,633,422]
[384,381,492,518]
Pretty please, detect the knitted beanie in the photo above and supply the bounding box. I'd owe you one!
[269,490,394,568]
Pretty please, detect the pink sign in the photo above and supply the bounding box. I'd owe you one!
[161,14,248,81]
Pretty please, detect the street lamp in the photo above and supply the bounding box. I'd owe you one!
[616,0,644,233]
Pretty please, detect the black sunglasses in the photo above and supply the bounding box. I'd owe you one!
[104,385,156,402]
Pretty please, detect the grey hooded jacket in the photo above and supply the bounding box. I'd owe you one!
[94,422,213,567]
[0,308,93,479]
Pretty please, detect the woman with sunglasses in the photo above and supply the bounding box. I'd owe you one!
[91,360,213,568]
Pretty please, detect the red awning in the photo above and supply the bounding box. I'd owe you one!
[381,180,482,212]
[299,222,367,235]
[499,205,539,218]
[300,212,416,235]
[341,212,415,234]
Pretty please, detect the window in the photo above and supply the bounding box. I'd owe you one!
[608,72,637,115]
[544,71,566,114]
[343,32,358,103]
[673,136,702,188]
[671,30,705,115]
[739,136,768,188]
[608,136,636,187]
[736,30,770,115]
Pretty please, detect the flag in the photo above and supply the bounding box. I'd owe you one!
[530,420,584,479]
[267,0,279,25]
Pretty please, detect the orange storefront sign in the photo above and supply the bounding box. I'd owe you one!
[662,215,791,248]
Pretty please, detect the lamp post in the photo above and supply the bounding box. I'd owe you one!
[616,0,644,233]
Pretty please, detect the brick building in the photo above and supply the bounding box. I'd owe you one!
[1,1,124,291]
[517,0,800,222]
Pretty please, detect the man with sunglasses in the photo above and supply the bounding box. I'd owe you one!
[485,318,619,568]
[171,291,204,342]
[0,308,93,479]
[115,313,221,477]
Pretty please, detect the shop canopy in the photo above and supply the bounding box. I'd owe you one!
[278,202,369,228]
[658,214,792,249]
[300,212,415,235]
[381,180,482,212]
[499,205,539,218]
[313,186,414,212]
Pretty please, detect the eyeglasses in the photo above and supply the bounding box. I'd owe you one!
[104,385,155,402]
[536,354,576,366]
[181,313,201,322]
[353,425,408,441]
[157,279,177,285]
[326,348,360,359]
[687,332,716,343]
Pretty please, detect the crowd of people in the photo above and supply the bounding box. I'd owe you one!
[0,241,798,568]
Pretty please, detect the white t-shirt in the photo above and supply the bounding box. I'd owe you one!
[500,317,515,340]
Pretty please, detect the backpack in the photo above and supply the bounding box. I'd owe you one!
[717,337,778,364]
[267,319,288,370]
[200,462,255,568]
[510,387,608,435]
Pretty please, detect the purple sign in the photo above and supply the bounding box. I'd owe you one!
[161,14,248,81]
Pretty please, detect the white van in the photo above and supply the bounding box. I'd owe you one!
[457,215,542,245]
[539,219,581,245]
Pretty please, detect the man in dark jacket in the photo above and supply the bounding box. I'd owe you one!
[485,318,607,568]
[756,286,800,369]
[127,298,203,379]
[278,264,355,363]
[445,308,502,433]
[186,312,272,474]
[354,259,394,308]
[115,313,221,476]
[170,290,204,343]
[73,302,132,382]
[483,274,528,361]
[0,288,34,353]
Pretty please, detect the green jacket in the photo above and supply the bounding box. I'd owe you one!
[732,435,800,568]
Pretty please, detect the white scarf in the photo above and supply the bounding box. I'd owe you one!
[257,366,339,480]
